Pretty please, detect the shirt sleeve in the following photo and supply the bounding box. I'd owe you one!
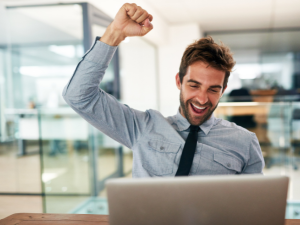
[62,37,151,149]
[242,133,265,174]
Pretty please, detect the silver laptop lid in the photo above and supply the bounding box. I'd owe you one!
[106,175,289,225]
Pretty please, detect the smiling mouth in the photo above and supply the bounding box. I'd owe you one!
[190,103,208,114]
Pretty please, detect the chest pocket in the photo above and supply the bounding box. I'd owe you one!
[142,140,181,176]
[198,145,243,175]
[214,153,242,173]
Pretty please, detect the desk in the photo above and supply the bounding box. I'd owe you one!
[0,213,299,225]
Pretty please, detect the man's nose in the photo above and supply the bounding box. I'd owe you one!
[197,90,208,105]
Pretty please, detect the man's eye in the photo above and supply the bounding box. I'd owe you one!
[190,86,198,88]
[210,89,218,93]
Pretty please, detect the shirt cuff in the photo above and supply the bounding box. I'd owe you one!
[84,37,118,66]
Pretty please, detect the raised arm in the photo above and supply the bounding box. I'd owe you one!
[63,3,153,149]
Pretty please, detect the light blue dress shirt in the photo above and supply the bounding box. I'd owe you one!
[63,37,265,177]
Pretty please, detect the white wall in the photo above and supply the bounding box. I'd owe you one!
[119,37,158,111]
[158,23,203,116]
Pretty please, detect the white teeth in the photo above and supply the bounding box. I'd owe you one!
[192,103,206,110]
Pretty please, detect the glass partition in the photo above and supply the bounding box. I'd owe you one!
[38,108,91,213]
[215,100,300,219]
[208,29,300,218]
[0,2,123,216]
[0,48,4,142]
[3,3,89,212]
[6,4,83,109]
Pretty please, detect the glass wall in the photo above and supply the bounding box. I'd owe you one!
[0,2,124,217]
[209,30,300,219]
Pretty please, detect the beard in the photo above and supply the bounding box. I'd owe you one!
[179,91,218,126]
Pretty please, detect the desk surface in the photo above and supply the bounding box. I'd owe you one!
[0,213,299,225]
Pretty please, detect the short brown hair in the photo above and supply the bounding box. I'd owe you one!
[179,36,235,90]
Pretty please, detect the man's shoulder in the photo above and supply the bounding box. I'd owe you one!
[141,109,174,124]
[145,108,166,118]
[214,117,255,138]
[146,109,175,121]
[143,109,180,131]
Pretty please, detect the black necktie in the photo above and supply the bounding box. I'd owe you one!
[175,125,200,176]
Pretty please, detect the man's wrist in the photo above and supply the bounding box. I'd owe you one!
[100,24,126,46]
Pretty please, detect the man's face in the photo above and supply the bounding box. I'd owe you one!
[176,61,226,126]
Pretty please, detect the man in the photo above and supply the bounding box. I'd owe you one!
[63,3,264,177]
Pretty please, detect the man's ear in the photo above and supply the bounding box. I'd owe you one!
[175,73,181,90]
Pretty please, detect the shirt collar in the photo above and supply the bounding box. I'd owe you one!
[175,109,215,135]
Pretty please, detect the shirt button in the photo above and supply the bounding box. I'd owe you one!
[160,146,164,150]
[227,163,231,168]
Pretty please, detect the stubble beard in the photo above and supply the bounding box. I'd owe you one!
[179,91,218,126]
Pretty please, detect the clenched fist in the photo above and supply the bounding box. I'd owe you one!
[101,3,153,46]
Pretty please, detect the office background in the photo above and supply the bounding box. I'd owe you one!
[0,0,300,219]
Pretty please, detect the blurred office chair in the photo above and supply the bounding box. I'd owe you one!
[228,88,257,128]
[49,140,67,156]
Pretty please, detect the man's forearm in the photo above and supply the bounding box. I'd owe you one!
[100,24,126,46]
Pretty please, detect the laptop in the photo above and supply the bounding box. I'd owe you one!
[106,175,289,225]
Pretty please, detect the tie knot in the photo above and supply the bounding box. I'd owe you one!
[190,125,200,132]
